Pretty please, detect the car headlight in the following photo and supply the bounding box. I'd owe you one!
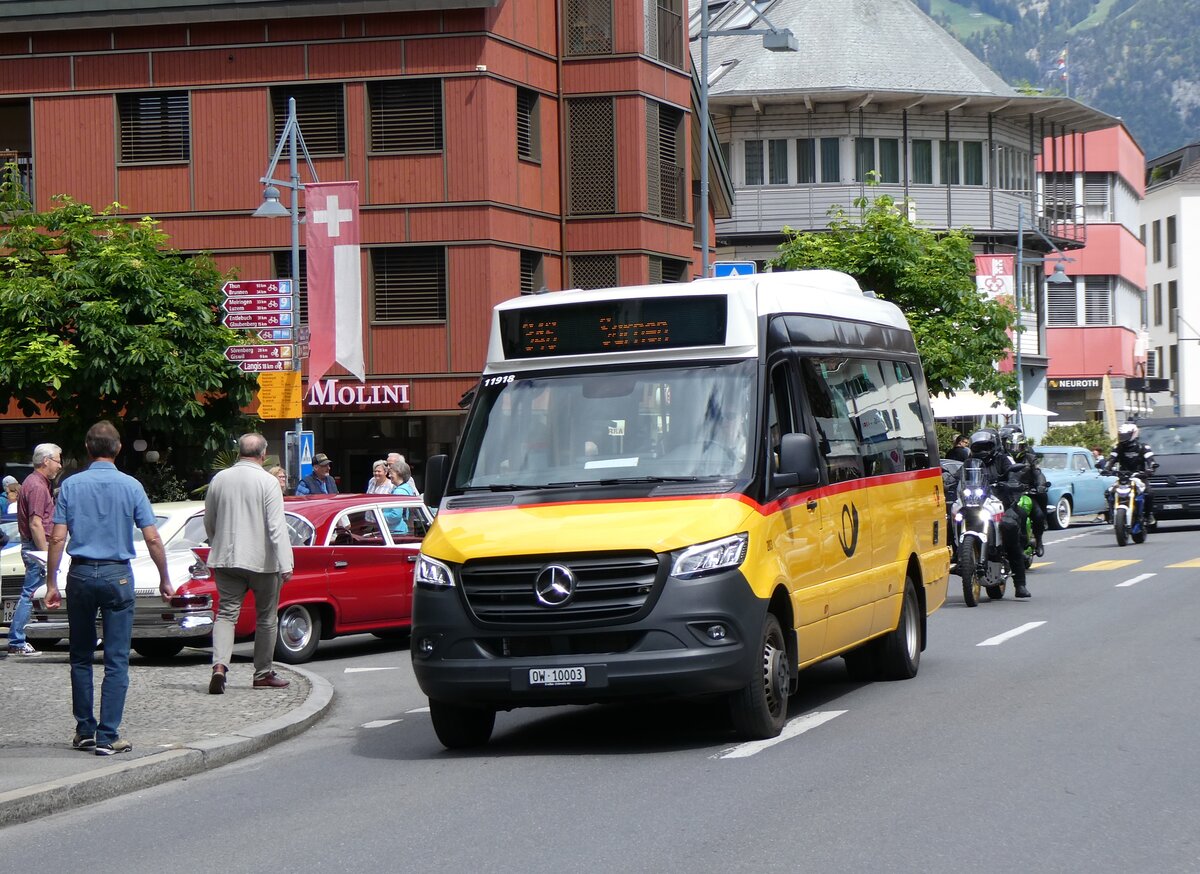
[670,533,748,580]
[415,553,455,588]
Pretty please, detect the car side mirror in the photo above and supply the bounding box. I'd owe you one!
[772,433,821,490]
[423,454,450,510]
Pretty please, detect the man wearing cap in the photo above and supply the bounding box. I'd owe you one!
[9,445,63,656]
[295,452,338,495]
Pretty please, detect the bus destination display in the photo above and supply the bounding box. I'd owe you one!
[500,296,727,359]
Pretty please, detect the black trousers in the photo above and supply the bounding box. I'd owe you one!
[999,506,1027,586]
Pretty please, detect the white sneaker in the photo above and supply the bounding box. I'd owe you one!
[7,642,39,656]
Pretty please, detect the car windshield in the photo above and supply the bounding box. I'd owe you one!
[1038,452,1069,470]
[454,360,757,488]
[1138,423,1200,456]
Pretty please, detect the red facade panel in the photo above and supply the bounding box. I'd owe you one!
[486,0,556,53]
[616,96,646,214]
[187,21,267,46]
[73,52,151,91]
[114,26,190,51]
[307,40,404,79]
[118,164,191,214]
[191,88,270,213]
[1047,326,1139,379]
[31,30,111,54]
[447,245,506,372]
[369,324,449,373]
[1070,223,1147,288]
[266,17,347,43]
[405,36,487,74]
[153,45,306,86]
[0,35,30,55]
[344,84,369,201]
[363,12,448,37]
[444,77,501,202]
[410,207,491,242]
[33,95,115,210]
[367,155,445,206]
[0,57,71,95]
[562,57,689,105]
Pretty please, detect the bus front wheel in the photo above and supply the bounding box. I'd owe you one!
[729,613,789,740]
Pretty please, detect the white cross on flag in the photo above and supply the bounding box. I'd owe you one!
[306,181,365,382]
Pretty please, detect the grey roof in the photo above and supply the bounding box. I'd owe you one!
[695,0,1119,131]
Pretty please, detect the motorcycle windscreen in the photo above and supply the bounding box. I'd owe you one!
[959,459,988,506]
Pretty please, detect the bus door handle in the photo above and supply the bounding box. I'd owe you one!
[806,498,818,511]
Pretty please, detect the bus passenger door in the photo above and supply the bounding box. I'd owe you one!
[765,360,827,664]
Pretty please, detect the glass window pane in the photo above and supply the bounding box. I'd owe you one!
[940,140,959,185]
[796,138,815,183]
[854,137,874,183]
[745,139,763,185]
[879,138,899,183]
[963,141,983,185]
[912,139,932,184]
[768,138,788,184]
[820,137,840,183]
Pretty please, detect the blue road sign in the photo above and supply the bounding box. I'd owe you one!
[712,260,756,277]
[286,429,316,485]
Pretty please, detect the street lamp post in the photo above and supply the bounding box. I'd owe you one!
[254,96,318,483]
[1014,202,1073,431]
[697,1,797,278]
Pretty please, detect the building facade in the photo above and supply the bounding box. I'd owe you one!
[0,0,722,486]
[1041,126,1149,424]
[1142,143,1200,417]
[693,0,1119,439]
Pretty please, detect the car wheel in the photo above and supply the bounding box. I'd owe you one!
[429,699,496,749]
[729,613,790,739]
[132,640,186,659]
[275,604,321,664]
[1048,494,1072,530]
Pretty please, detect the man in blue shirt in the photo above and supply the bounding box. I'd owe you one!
[295,452,338,495]
[45,421,172,756]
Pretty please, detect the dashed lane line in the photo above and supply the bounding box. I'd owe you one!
[407,706,431,713]
[362,719,402,729]
[1048,530,1101,544]
[1115,572,1157,587]
[977,621,1047,647]
[1072,559,1141,572]
[344,666,400,673]
[716,710,847,759]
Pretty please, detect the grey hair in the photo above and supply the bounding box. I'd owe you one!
[32,443,62,466]
[390,460,412,482]
[238,433,268,458]
[372,459,389,473]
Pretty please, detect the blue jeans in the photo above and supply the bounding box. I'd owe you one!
[8,541,47,648]
[66,562,135,745]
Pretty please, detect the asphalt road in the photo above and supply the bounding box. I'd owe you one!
[4,519,1200,873]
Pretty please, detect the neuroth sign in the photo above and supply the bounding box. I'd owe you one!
[974,254,1014,301]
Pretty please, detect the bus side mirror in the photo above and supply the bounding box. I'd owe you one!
[772,433,821,490]
[423,454,450,510]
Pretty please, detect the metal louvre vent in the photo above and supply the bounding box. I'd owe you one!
[569,254,617,289]
[272,250,308,324]
[117,92,189,163]
[646,101,685,220]
[519,250,543,293]
[1084,277,1111,325]
[368,79,443,153]
[1046,284,1076,325]
[458,552,661,624]
[272,84,344,157]
[516,87,538,160]
[372,247,447,322]
[568,97,616,214]
[566,0,613,54]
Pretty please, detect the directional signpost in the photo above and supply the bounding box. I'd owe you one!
[223,311,293,329]
[222,279,301,376]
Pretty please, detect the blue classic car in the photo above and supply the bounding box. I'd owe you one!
[1034,445,1115,529]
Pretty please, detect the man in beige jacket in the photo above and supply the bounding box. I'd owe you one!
[205,433,294,694]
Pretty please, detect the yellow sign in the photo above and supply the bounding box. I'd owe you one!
[257,370,303,419]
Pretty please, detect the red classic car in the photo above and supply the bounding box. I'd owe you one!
[165,494,433,663]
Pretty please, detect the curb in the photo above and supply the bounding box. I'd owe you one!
[0,665,334,828]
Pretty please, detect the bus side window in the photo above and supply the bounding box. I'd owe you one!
[799,357,866,483]
[767,361,797,477]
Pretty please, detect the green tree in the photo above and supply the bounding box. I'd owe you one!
[0,166,259,475]
[770,190,1018,404]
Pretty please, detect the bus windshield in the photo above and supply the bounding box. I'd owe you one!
[454,360,756,488]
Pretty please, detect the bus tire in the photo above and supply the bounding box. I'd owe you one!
[430,699,496,749]
[729,613,789,740]
[877,577,921,680]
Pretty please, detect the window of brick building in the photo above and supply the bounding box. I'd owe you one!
[567,97,616,214]
[117,92,190,163]
[368,79,442,153]
[567,0,613,54]
[520,250,544,294]
[372,247,447,322]
[647,100,685,219]
[272,84,345,157]
[517,88,540,162]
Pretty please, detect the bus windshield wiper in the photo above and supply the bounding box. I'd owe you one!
[462,482,576,492]
[545,476,705,487]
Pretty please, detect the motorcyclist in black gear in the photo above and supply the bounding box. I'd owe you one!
[1106,422,1158,524]
[958,428,1030,598]
[1000,426,1049,557]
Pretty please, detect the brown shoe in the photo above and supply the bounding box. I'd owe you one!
[252,670,290,689]
[209,665,227,695]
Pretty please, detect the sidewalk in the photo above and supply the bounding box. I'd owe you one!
[0,643,333,827]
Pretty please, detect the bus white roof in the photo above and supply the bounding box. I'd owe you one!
[486,270,912,371]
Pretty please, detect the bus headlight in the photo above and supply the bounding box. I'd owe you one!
[415,554,455,588]
[670,533,749,580]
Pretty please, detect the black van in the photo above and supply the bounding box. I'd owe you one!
[1137,417,1200,521]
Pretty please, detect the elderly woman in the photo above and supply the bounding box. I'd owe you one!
[267,465,289,494]
[388,460,418,497]
[365,459,393,494]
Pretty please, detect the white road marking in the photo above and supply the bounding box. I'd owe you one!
[361,719,401,729]
[1116,573,1156,588]
[407,706,430,713]
[716,710,847,759]
[1048,530,1099,544]
[977,621,1047,647]
[344,666,400,673]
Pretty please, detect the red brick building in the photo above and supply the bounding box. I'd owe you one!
[0,0,717,485]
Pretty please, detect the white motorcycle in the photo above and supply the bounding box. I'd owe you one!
[952,461,1013,607]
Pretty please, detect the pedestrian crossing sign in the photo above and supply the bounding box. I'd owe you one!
[712,260,756,277]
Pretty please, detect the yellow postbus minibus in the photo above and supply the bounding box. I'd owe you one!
[412,270,950,748]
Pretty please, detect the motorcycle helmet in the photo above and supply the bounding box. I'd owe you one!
[1117,422,1139,445]
[998,425,1027,458]
[968,429,999,460]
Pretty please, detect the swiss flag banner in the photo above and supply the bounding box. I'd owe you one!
[305,181,365,382]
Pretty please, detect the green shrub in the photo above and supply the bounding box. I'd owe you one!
[1040,420,1110,450]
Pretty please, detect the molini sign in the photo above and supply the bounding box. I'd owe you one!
[306,378,411,409]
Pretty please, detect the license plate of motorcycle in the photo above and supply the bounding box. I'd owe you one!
[1163,503,1183,510]
[529,666,586,687]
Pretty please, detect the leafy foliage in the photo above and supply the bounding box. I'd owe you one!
[770,189,1018,404]
[1041,419,1111,450]
[0,165,259,471]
